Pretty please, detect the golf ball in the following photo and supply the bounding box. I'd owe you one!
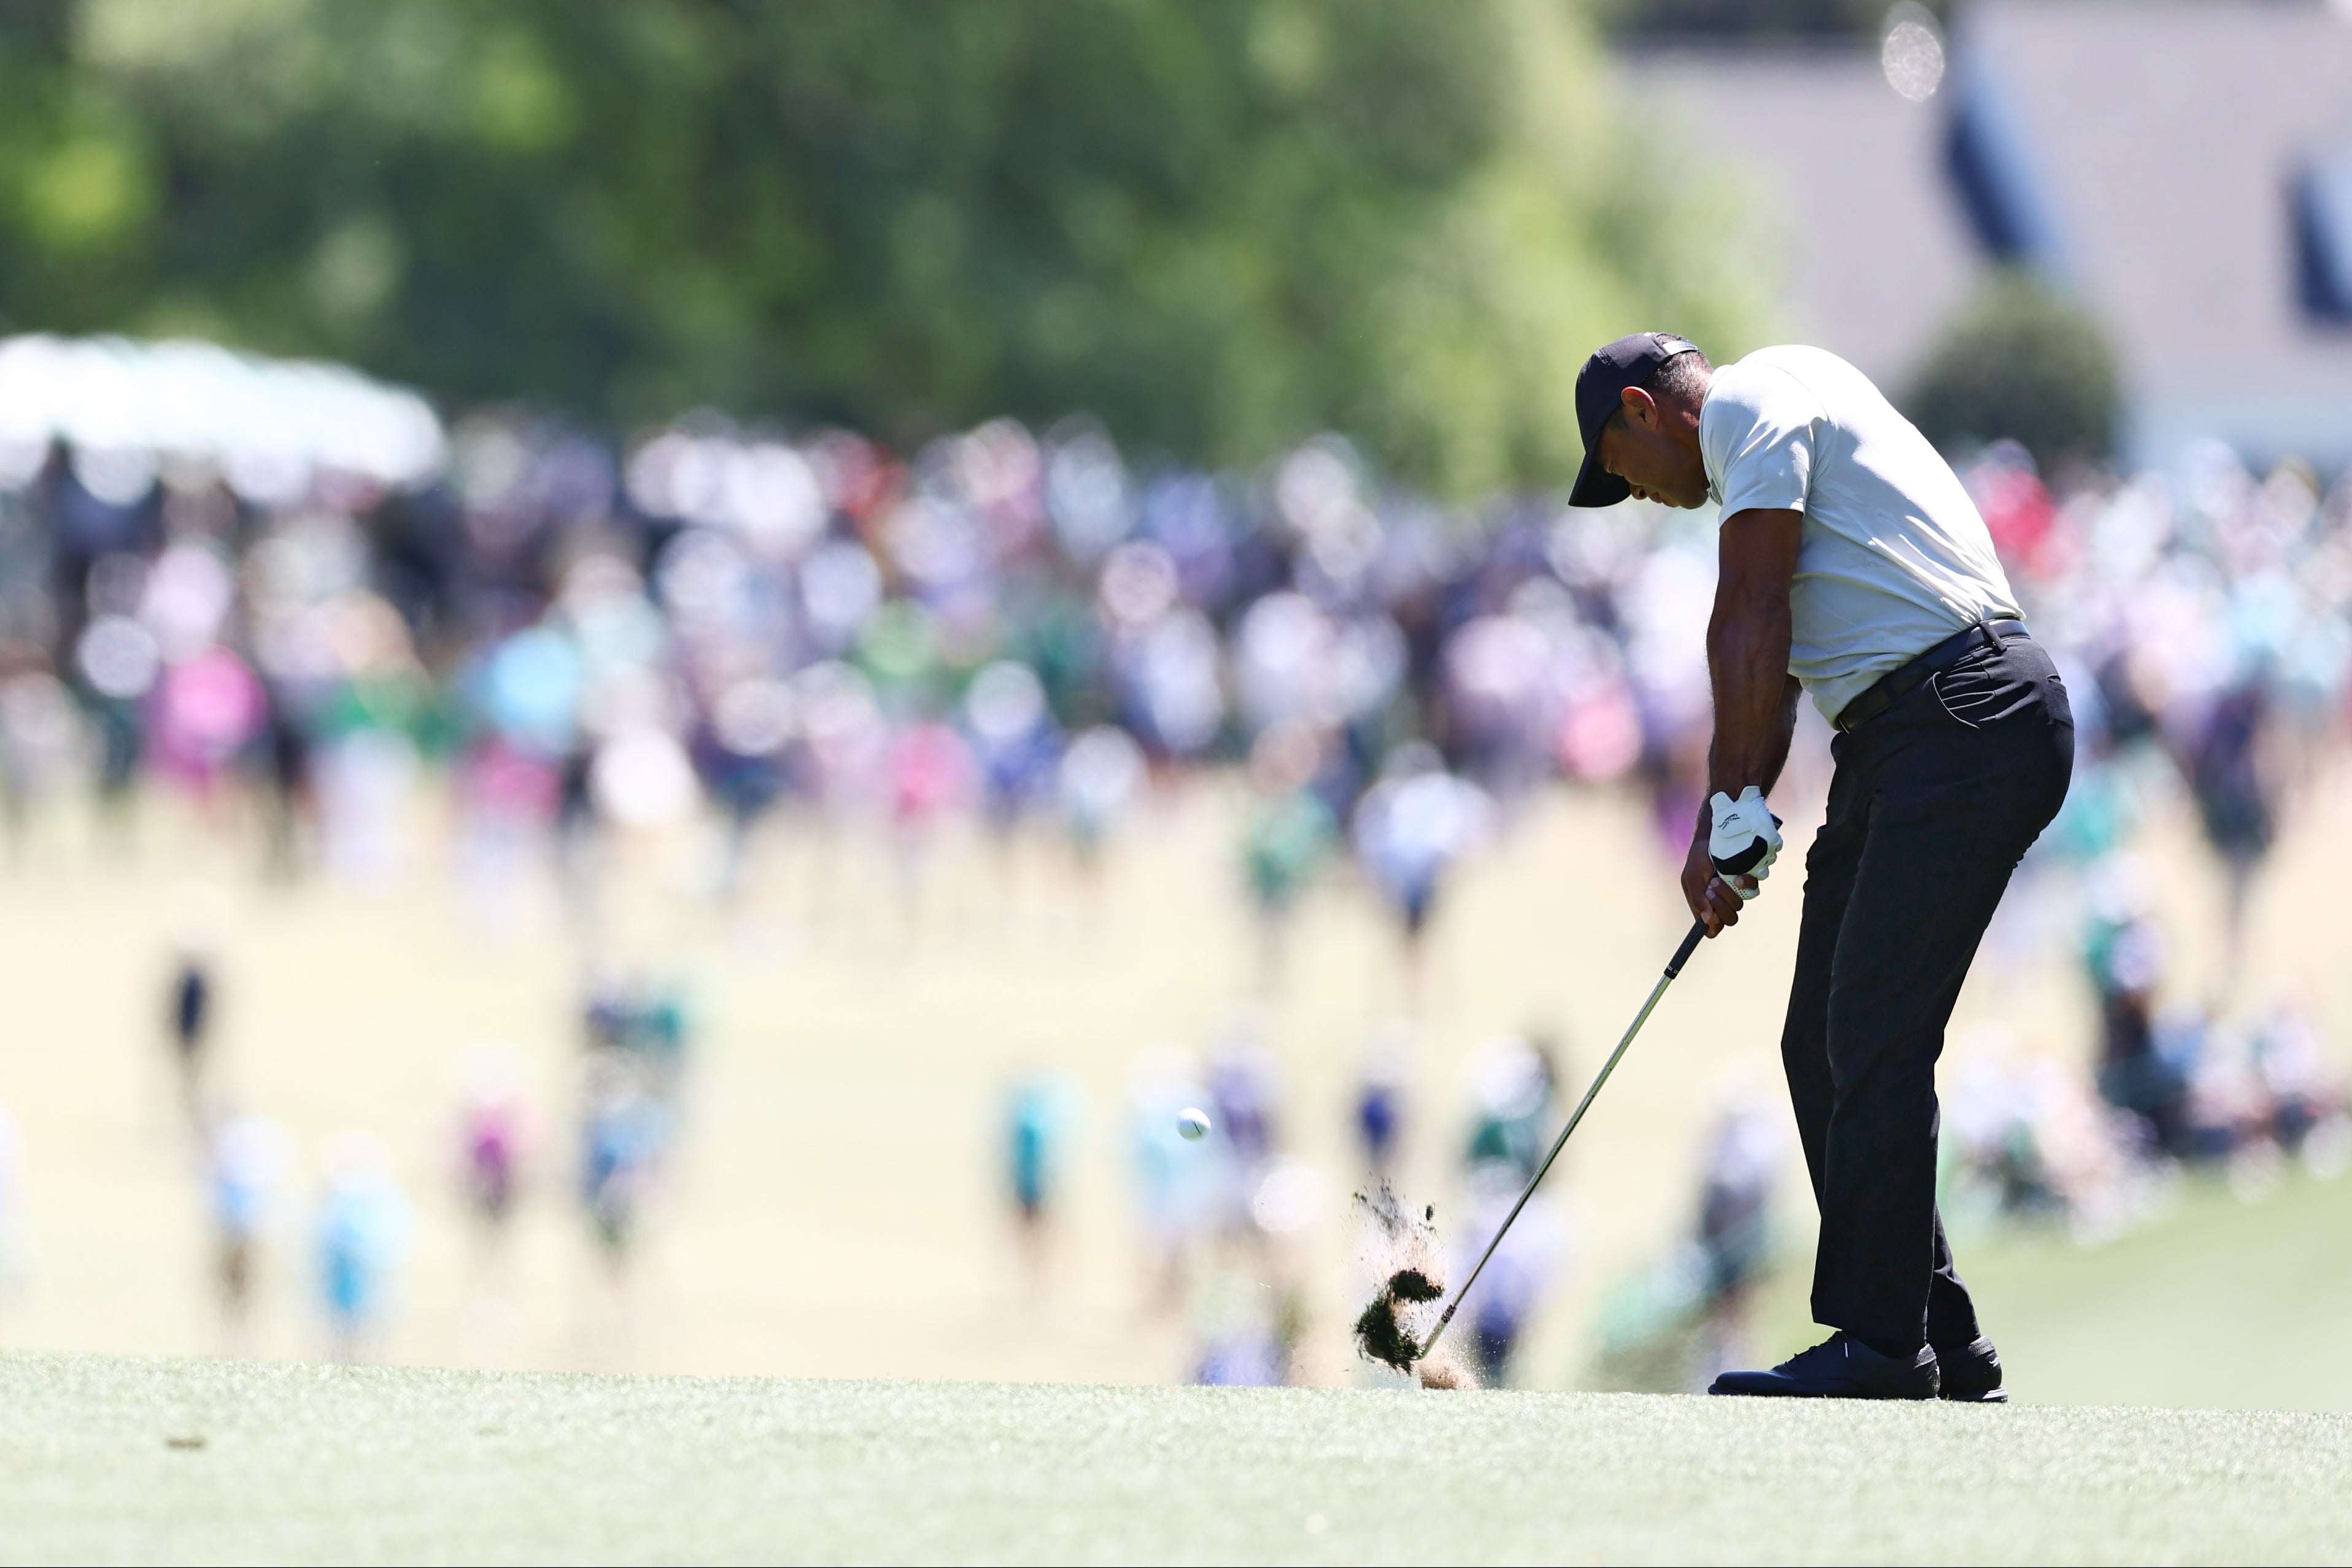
[1176,1107,1212,1141]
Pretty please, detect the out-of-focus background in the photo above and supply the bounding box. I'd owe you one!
[0,0,2346,1409]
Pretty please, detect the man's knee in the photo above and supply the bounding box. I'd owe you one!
[1819,1016,1945,1106]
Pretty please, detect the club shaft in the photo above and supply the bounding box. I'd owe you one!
[1418,921,1706,1361]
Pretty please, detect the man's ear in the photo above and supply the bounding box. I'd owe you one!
[1620,386,1660,430]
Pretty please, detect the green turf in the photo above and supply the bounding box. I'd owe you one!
[5,1352,2350,1564]
[1728,1164,2352,1413]
[1956,1166,2352,1412]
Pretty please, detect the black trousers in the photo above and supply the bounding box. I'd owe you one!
[1782,628,2074,1350]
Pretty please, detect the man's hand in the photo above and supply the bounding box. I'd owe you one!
[1682,827,1749,935]
[1708,786,1782,891]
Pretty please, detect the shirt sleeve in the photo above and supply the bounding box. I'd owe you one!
[1706,365,1824,519]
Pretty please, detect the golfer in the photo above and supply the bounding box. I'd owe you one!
[1569,333,2072,1400]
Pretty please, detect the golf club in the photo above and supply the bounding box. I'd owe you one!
[1412,917,1709,1364]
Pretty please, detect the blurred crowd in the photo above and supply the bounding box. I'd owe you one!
[0,349,1768,1375]
[165,927,697,1363]
[0,352,1744,963]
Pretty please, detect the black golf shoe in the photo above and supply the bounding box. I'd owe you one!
[1708,1332,1940,1400]
[1933,1335,2008,1403]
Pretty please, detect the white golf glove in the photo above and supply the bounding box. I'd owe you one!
[1708,786,1783,900]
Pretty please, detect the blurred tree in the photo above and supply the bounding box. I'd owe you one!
[0,0,1764,496]
[1901,270,2119,471]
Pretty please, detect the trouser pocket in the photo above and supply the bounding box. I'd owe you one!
[1931,636,2066,730]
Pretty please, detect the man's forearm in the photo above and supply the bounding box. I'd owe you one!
[1709,682,1800,801]
[1705,596,1795,798]
[1758,675,1801,794]
[1699,506,1804,823]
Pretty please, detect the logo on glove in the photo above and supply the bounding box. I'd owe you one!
[1708,786,1784,900]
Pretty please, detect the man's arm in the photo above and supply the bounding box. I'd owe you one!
[1684,506,1803,933]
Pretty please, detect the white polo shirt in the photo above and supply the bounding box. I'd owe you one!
[1700,344,2022,724]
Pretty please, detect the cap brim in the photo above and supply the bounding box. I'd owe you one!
[1567,447,1630,508]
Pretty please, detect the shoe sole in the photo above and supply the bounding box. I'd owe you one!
[1940,1388,2009,1404]
[1708,1386,1938,1400]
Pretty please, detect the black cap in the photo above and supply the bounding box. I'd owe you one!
[1568,332,1702,508]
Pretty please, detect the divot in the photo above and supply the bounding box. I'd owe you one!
[1350,1184,1476,1389]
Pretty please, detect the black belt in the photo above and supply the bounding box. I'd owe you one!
[1831,618,2029,734]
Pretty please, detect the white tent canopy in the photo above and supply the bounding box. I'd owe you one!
[0,334,445,503]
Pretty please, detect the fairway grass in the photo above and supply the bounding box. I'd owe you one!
[5,1352,2348,1564]
[1728,1163,2352,1414]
